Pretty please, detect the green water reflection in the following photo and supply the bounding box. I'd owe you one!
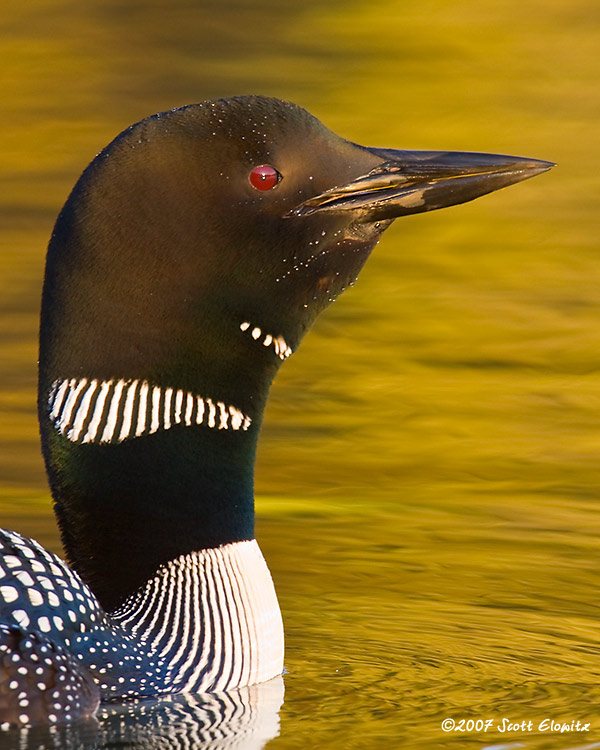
[1,0,599,747]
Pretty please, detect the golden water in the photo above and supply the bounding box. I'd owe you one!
[1,0,599,747]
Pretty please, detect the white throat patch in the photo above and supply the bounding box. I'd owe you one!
[47,378,251,444]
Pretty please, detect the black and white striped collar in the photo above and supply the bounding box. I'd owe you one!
[47,378,252,445]
[109,540,284,694]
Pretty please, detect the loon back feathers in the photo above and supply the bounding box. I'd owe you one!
[1,95,552,727]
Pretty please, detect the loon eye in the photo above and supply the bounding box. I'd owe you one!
[249,164,281,191]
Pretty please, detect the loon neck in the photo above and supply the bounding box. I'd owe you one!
[39,361,275,611]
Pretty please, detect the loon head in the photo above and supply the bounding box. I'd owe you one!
[38,96,552,609]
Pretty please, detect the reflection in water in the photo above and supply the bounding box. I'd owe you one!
[1,676,284,749]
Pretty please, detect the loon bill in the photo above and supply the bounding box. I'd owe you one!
[0,96,553,727]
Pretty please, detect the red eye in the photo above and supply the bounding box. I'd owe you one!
[249,164,281,191]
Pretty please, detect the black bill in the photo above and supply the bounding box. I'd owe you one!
[289,148,554,221]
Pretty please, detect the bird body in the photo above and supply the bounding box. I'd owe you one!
[0,96,552,727]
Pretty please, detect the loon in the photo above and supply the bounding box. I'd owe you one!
[0,96,552,727]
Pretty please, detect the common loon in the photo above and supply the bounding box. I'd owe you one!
[0,96,552,727]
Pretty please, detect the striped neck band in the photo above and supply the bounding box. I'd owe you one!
[109,540,285,693]
[47,378,252,445]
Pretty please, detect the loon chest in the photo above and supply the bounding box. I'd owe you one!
[0,529,283,708]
